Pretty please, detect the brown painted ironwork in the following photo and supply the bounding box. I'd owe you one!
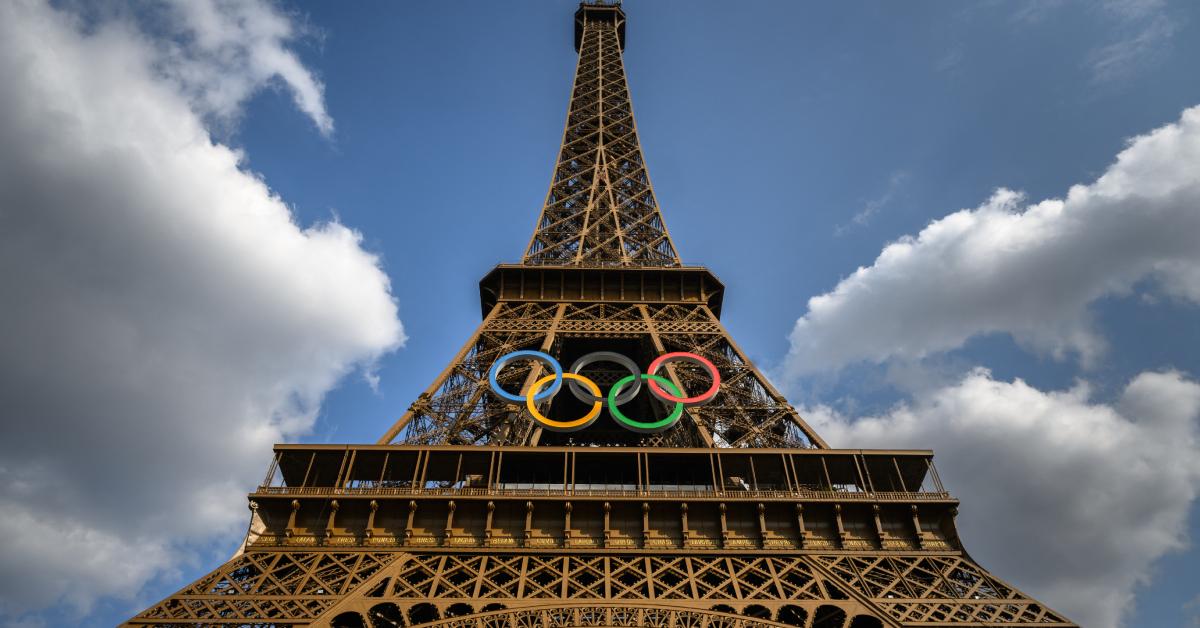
[126,3,1077,627]
[523,3,678,267]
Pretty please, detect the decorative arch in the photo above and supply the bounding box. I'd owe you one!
[848,615,885,628]
[332,610,368,628]
[775,605,808,626]
[811,605,848,628]
[410,603,794,628]
[444,603,475,618]
[408,603,440,625]
[368,602,405,628]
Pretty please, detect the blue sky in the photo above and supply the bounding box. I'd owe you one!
[2,1,1199,627]
[235,0,1199,412]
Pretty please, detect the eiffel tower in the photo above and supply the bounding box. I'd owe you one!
[127,4,1077,627]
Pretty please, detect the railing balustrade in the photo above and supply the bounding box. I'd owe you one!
[253,484,951,501]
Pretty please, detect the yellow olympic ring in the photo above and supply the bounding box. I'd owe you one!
[525,373,602,431]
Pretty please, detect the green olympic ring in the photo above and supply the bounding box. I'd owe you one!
[607,374,684,433]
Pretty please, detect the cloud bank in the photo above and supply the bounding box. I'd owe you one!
[785,98,1200,627]
[0,0,402,621]
[805,369,1200,628]
[786,104,1200,377]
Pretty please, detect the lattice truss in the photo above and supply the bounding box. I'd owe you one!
[129,551,399,625]
[383,302,825,449]
[125,551,1074,627]
[376,554,840,601]
[523,14,679,267]
[812,555,1073,626]
[382,302,559,447]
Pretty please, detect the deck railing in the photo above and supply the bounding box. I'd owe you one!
[252,484,951,501]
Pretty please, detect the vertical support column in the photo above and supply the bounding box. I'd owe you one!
[641,502,650,547]
[563,501,573,547]
[835,504,849,548]
[524,501,534,545]
[418,450,431,490]
[444,500,456,544]
[484,501,495,545]
[285,499,300,539]
[410,450,423,489]
[323,500,339,543]
[912,505,926,549]
[756,502,768,548]
[334,448,354,490]
[719,503,729,548]
[794,503,808,549]
[873,504,887,547]
[365,500,378,541]
[602,502,611,547]
[404,500,417,545]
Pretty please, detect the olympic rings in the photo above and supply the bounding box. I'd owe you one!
[568,351,641,405]
[487,350,720,433]
[646,352,721,407]
[488,350,562,402]
[527,373,603,432]
[609,374,684,433]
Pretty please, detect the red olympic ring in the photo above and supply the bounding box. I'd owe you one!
[646,352,721,407]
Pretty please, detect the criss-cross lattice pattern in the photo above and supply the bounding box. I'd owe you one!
[129,550,1073,626]
[811,555,1073,625]
[129,551,398,624]
[646,305,818,448]
[363,554,848,604]
[523,14,679,267]
[384,302,556,446]
[381,302,824,448]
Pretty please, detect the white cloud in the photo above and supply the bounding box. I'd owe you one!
[1101,0,1166,21]
[1087,0,1177,83]
[835,170,908,235]
[1006,0,1176,83]
[159,0,334,135]
[1088,13,1176,83]
[0,0,402,621]
[804,369,1200,628]
[1186,593,1200,627]
[1009,1,1068,25]
[785,104,1200,377]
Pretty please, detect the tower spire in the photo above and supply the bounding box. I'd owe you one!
[524,3,680,267]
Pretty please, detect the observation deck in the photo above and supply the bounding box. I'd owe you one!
[247,445,960,553]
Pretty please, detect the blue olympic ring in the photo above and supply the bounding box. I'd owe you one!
[487,350,563,402]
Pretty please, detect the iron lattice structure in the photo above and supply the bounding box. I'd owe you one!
[127,4,1076,627]
[523,2,678,267]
